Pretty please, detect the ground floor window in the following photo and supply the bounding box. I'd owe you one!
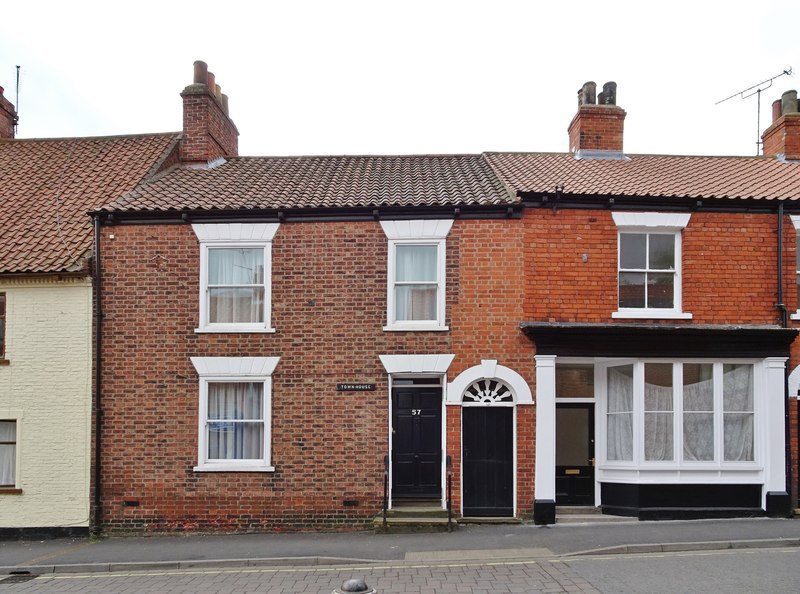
[206,382,265,461]
[603,361,755,466]
[0,420,16,486]
[190,357,279,472]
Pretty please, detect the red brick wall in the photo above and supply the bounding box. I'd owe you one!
[523,209,618,322]
[523,209,789,326]
[98,209,800,531]
[99,219,534,532]
[683,212,786,324]
[448,219,534,516]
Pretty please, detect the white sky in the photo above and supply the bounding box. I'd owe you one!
[1,0,797,157]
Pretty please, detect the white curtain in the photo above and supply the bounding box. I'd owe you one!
[644,376,673,461]
[607,366,633,461]
[723,364,754,461]
[0,421,15,486]
[395,245,437,321]
[683,364,714,461]
[208,248,264,323]
[207,383,263,460]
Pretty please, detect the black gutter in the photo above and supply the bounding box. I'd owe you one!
[90,204,523,226]
[91,215,103,535]
[521,192,800,215]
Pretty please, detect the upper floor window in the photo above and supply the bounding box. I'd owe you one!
[611,213,692,320]
[192,224,279,333]
[0,293,5,358]
[380,220,453,331]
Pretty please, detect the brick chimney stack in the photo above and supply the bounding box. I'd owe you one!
[0,85,17,139]
[761,90,800,161]
[568,81,626,155]
[180,60,239,165]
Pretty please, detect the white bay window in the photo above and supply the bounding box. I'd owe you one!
[602,361,757,468]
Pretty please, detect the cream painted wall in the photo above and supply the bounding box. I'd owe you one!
[0,278,92,528]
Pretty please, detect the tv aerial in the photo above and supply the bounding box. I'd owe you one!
[716,67,792,155]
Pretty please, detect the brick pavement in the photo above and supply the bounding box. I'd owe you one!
[0,559,600,593]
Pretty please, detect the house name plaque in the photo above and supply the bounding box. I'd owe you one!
[336,383,376,392]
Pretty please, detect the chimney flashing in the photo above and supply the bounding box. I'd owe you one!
[187,156,227,170]
[574,149,630,161]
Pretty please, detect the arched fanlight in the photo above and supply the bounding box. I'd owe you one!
[462,378,514,404]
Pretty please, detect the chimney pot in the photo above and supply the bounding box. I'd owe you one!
[193,61,208,85]
[206,71,216,92]
[781,90,798,115]
[215,84,222,100]
[578,81,596,106]
[772,99,783,123]
[221,93,230,115]
[599,82,617,105]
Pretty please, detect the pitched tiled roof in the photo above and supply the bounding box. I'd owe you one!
[485,152,800,201]
[101,155,515,212]
[0,133,179,274]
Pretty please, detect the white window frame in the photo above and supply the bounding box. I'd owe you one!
[596,359,761,473]
[380,220,453,332]
[191,357,279,472]
[192,223,279,333]
[790,215,800,320]
[611,212,692,320]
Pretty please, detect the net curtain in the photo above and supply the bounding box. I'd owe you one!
[395,245,437,321]
[207,383,264,460]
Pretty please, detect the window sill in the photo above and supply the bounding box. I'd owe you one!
[193,464,275,473]
[612,310,693,320]
[383,325,449,332]
[0,488,22,495]
[0,359,8,366]
[599,463,762,471]
[195,327,276,334]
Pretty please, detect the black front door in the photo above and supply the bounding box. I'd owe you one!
[555,404,595,505]
[391,386,442,498]
[462,406,513,516]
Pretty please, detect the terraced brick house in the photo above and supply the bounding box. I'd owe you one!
[0,84,180,536]
[91,68,800,531]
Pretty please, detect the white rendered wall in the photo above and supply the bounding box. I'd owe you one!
[0,278,92,528]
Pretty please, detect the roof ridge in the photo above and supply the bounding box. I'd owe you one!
[227,153,486,160]
[0,131,180,144]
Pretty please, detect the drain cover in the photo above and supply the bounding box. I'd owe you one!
[1,572,39,584]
